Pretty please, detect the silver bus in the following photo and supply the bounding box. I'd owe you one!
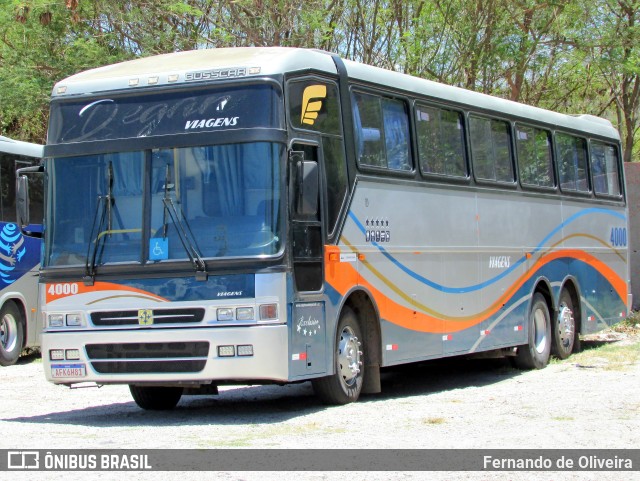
[37,48,628,409]
[0,136,43,365]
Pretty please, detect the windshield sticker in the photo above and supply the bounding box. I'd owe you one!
[149,238,169,261]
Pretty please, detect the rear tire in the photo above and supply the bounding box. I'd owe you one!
[514,293,551,370]
[129,385,183,410]
[551,289,575,360]
[312,307,364,405]
[0,302,24,367]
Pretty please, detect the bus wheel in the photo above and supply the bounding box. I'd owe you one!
[551,290,575,360]
[514,293,551,370]
[0,302,24,367]
[312,307,364,405]
[129,385,183,410]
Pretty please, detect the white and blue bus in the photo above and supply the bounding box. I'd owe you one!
[37,48,628,409]
[0,136,42,365]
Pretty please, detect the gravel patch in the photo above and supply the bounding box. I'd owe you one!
[1,335,639,481]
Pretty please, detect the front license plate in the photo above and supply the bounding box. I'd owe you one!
[51,363,86,378]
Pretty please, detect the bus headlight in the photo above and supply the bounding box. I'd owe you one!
[49,314,64,327]
[66,313,83,326]
[217,308,234,321]
[236,307,254,321]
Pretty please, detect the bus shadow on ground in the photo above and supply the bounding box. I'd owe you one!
[5,337,623,428]
[5,357,520,428]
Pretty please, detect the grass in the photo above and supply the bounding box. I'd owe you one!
[558,316,640,370]
[422,417,446,425]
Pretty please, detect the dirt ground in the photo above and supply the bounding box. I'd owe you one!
[1,332,639,481]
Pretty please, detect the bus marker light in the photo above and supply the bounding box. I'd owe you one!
[148,77,159,85]
[481,330,490,336]
[168,74,179,82]
[386,344,398,351]
[292,352,307,361]
[50,349,64,361]
[217,345,235,357]
[259,304,277,320]
[65,349,81,360]
[514,325,523,331]
[129,78,139,86]
[443,335,452,341]
[237,345,254,357]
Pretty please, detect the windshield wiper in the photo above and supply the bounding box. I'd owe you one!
[161,164,208,281]
[84,161,114,285]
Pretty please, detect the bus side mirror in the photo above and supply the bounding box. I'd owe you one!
[16,174,30,229]
[292,152,319,217]
[16,164,43,236]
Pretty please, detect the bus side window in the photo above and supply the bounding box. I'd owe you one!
[557,133,589,193]
[352,91,412,172]
[516,124,554,189]
[352,92,384,167]
[590,141,621,197]
[470,116,514,183]
[416,104,466,178]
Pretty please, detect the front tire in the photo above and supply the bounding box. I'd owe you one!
[551,289,575,359]
[0,302,24,367]
[129,385,183,410]
[312,307,364,405]
[514,293,551,370]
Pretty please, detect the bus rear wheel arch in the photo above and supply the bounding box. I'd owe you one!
[0,301,24,367]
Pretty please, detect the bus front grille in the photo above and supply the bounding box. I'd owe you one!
[85,341,209,374]
[91,308,206,326]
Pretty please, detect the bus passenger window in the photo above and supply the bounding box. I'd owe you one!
[590,141,621,197]
[416,105,466,177]
[381,99,411,171]
[352,92,412,172]
[516,125,554,188]
[470,116,514,183]
[557,133,589,193]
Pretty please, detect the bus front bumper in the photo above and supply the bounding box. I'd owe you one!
[42,325,290,386]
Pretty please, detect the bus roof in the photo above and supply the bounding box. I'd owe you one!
[0,135,43,158]
[51,47,620,141]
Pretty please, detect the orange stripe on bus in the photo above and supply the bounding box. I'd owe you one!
[325,246,626,334]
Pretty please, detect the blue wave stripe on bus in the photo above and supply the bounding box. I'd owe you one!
[533,208,626,251]
[348,207,626,295]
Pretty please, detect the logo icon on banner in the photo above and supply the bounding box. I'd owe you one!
[8,451,39,469]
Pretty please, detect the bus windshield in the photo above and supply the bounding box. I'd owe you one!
[45,142,282,268]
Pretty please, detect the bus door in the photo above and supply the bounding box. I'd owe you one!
[289,144,327,377]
